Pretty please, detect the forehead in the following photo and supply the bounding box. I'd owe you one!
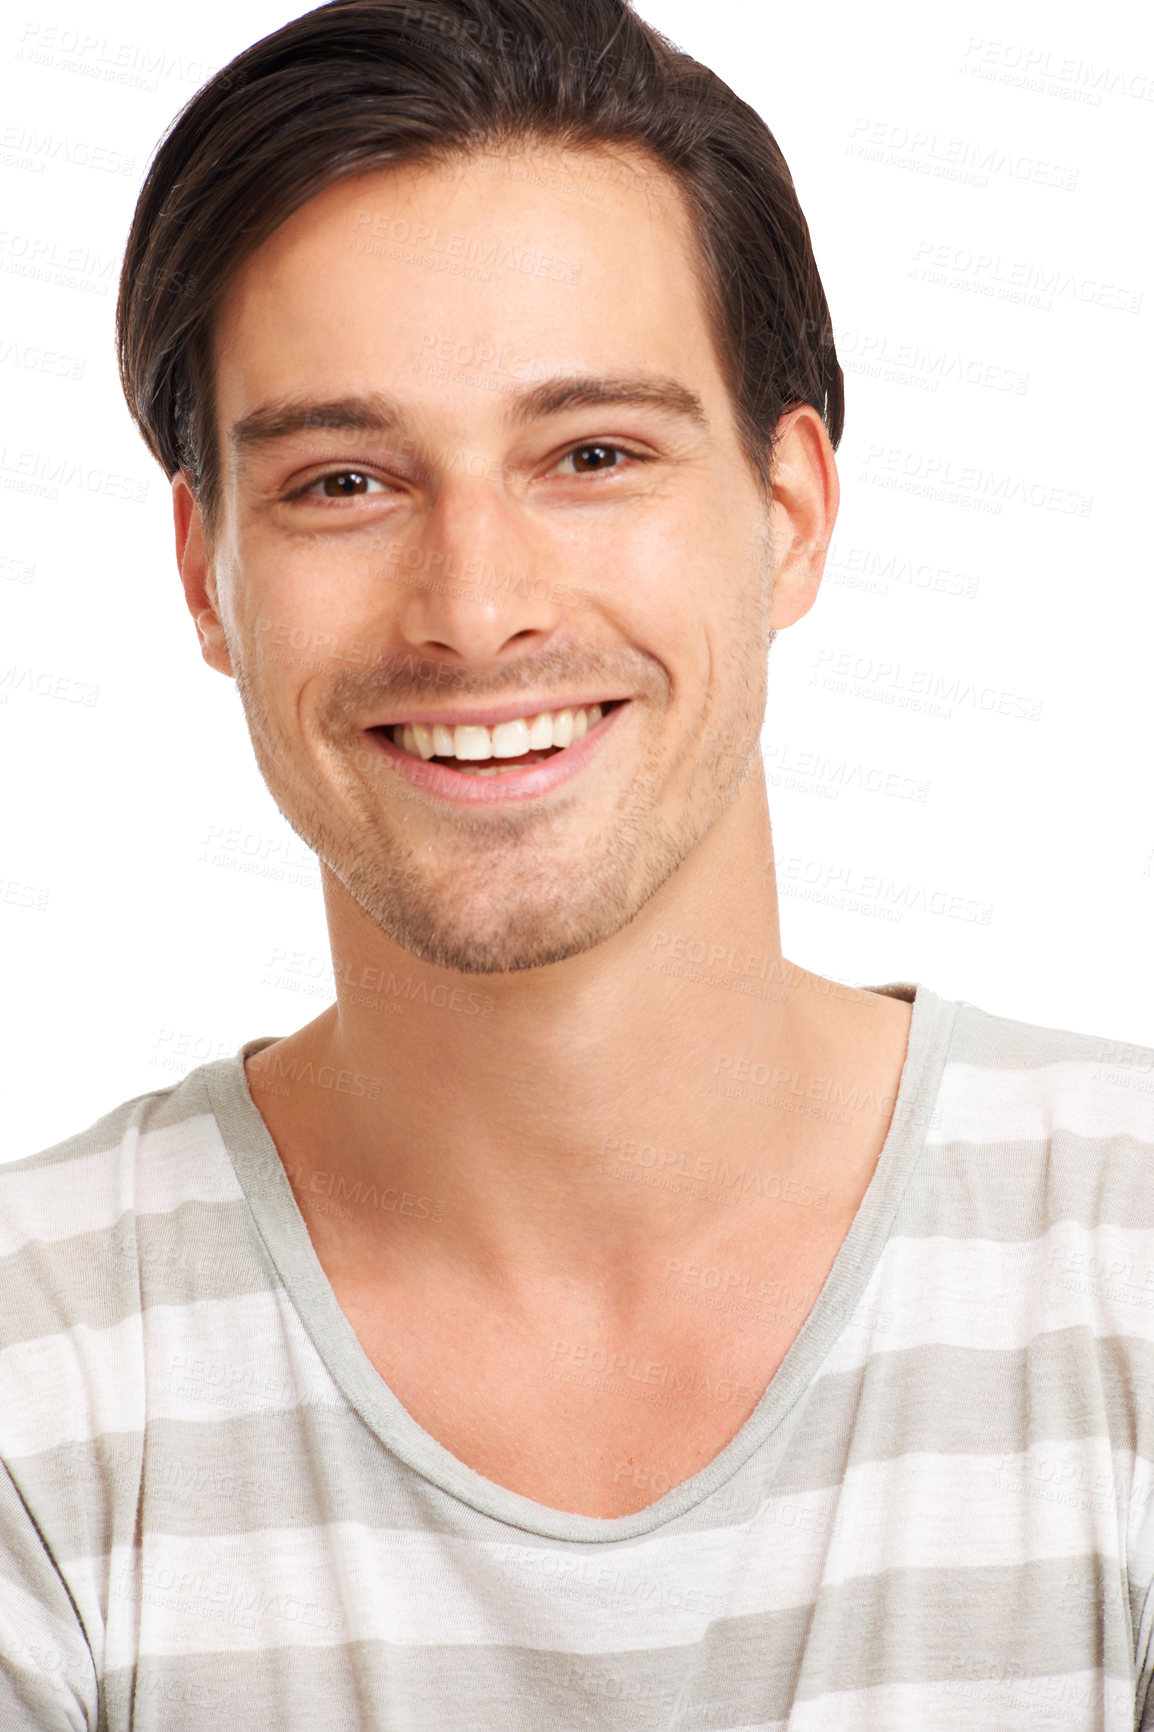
[211,143,731,446]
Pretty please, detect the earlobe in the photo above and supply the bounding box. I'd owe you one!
[173,472,234,678]
[765,405,840,632]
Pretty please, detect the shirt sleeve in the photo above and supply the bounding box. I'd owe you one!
[0,1465,97,1731]
[1137,1570,1154,1730]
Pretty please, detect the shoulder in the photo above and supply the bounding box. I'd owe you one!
[0,1066,240,1250]
[935,995,1154,1163]
[0,1063,257,1467]
[0,1065,247,1362]
[914,995,1154,1320]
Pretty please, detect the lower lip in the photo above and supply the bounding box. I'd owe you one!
[363,703,628,804]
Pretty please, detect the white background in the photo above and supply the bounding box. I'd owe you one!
[2,0,1151,1155]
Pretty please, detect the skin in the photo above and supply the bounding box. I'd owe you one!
[174,143,912,1515]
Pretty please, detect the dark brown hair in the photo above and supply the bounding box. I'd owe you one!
[117,0,843,536]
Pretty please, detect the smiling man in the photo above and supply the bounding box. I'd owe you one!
[3,1,1154,1728]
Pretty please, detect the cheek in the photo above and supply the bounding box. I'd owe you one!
[594,492,734,609]
[232,537,360,647]
[618,503,765,647]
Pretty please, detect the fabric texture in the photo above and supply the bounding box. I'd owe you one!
[3,981,1154,1729]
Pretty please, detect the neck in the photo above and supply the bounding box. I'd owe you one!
[245,773,901,1292]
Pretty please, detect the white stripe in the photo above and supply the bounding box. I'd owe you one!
[0,1114,242,1257]
[0,1573,96,1697]
[929,1059,1154,1145]
[0,1314,145,1456]
[820,1222,1154,1377]
[136,1115,244,1214]
[100,1522,751,1662]
[785,1670,1133,1730]
[766,1442,1122,1595]
[91,1444,1132,1666]
[143,1291,346,1424]
[724,1443,1134,1620]
[0,1291,343,1455]
[1130,1453,1154,1582]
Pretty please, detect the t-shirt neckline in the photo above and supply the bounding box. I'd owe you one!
[201,979,957,1543]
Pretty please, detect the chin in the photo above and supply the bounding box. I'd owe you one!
[336,825,688,977]
[350,878,639,976]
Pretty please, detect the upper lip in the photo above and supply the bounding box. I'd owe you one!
[366,696,625,730]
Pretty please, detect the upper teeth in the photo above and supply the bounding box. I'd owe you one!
[395,703,604,761]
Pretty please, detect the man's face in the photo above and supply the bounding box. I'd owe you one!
[196,145,787,974]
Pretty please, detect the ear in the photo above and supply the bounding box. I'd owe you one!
[173,472,233,677]
[765,404,840,631]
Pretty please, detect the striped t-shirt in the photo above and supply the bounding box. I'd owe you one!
[3,980,1154,1729]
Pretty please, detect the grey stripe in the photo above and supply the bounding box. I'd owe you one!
[942,998,1154,1073]
[201,987,958,1544]
[8,1101,1154,1359]
[0,1665,80,1732]
[4,1434,141,1568]
[5,981,1153,1732]
[903,1131,1154,1233]
[104,1639,697,1732]
[5,1072,224,1179]
[14,1323,1154,1559]
[790,1554,1132,1705]
[98,1556,1130,1732]
[0,1465,97,1725]
[787,1331,1154,1491]
[0,1201,278,1350]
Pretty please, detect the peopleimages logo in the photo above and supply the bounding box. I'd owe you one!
[912,239,1142,315]
[858,445,1092,516]
[762,741,930,804]
[0,123,135,176]
[15,22,218,90]
[847,117,1079,190]
[832,324,1028,395]
[0,446,148,503]
[351,209,582,285]
[959,36,1154,106]
[774,853,994,927]
[809,648,1044,724]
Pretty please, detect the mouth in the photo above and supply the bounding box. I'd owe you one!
[364,698,628,802]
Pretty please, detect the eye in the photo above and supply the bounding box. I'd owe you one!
[300,470,390,499]
[553,443,629,476]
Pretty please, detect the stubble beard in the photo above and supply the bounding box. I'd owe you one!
[338,768,693,975]
[226,605,769,978]
[323,717,761,977]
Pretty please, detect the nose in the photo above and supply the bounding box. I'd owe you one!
[392,475,567,668]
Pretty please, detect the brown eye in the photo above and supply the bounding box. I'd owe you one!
[320,471,376,496]
[567,444,621,473]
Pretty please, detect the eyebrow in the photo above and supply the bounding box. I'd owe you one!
[504,375,708,429]
[228,374,709,455]
[229,392,407,453]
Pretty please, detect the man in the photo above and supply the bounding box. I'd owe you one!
[2,0,1152,1725]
